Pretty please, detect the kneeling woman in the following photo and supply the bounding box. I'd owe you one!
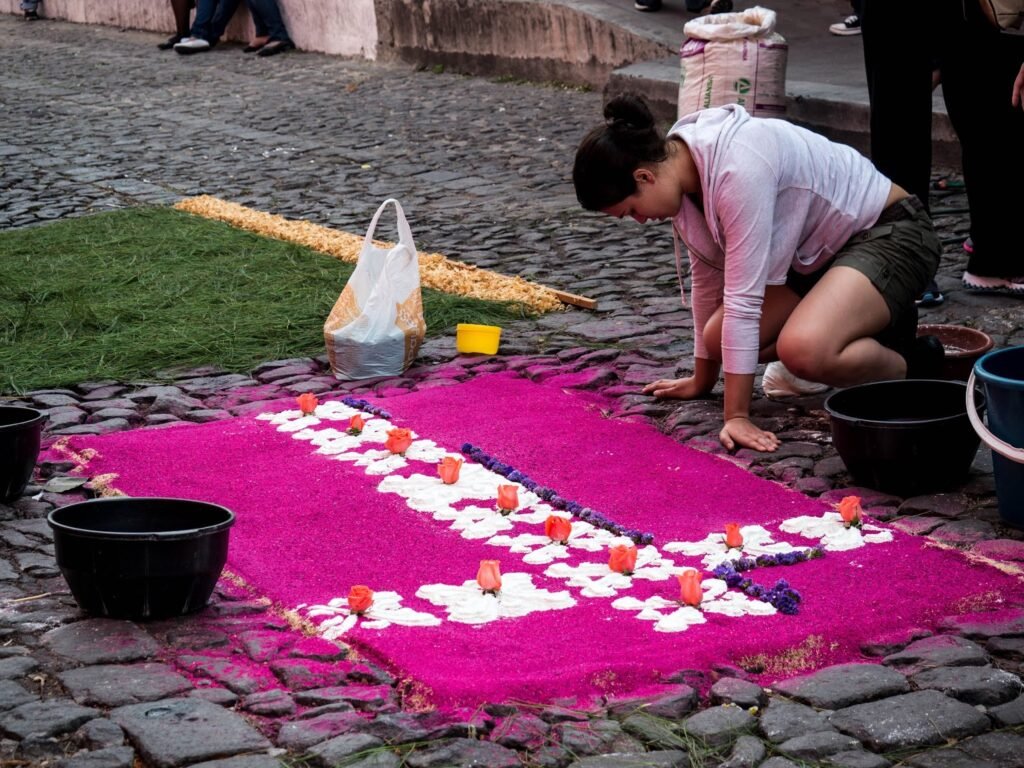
[572,94,941,453]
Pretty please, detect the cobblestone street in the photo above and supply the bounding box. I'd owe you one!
[2,15,1024,768]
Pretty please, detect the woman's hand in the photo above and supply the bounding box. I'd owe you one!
[719,416,779,453]
[642,377,706,400]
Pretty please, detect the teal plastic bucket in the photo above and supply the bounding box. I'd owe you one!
[968,346,1024,529]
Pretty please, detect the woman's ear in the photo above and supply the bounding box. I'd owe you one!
[633,167,655,185]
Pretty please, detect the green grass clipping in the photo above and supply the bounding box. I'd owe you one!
[0,207,529,394]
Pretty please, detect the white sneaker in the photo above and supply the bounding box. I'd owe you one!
[829,14,861,35]
[761,361,830,399]
[174,37,211,54]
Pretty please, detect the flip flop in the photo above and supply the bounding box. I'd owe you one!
[257,40,294,57]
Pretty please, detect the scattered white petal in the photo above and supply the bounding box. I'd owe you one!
[663,525,808,569]
[416,572,576,625]
[780,512,893,551]
[301,590,440,639]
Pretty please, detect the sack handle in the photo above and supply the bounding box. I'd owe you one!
[966,370,1024,463]
[361,198,415,257]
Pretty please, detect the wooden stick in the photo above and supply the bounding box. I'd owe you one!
[551,289,598,310]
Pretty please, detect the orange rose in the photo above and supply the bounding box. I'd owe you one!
[347,585,374,614]
[838,495,863,528]
[476,560,502,593]
[385,427,413,455]
[544,515,572,544]
[438,457,463,485]
[678,571,703,607]
[346,414,365,436]
[724,523,744,549]
[608,544,638,575]
[496,485,519,513]
[296,393,319,415]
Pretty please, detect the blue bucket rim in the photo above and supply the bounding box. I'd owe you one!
[974,345,1024,388]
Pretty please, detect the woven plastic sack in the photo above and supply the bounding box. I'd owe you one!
[324,199,426,380]
[679,6,788,118]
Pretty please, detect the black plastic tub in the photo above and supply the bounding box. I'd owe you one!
[0,406,45,502]
[825,379,983,496]
[48,498,235,620]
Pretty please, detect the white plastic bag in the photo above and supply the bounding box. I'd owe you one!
[679,6,788,118]
[324,199,426,380]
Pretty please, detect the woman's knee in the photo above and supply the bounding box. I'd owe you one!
[776,330,831,381]
[703,314,723,360]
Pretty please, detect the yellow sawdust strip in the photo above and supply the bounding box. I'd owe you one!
[174,196,565,313]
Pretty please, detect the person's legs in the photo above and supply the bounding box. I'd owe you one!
[246,0,290,42]
[172,0,192,36]
[940,6,1024,280]
[209,0,242,42]
[776,267,904,385]
[699,285,803,364]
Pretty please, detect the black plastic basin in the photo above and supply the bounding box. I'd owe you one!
[48,497,235,620]
[825,379,983,496]
[0,406,45,502]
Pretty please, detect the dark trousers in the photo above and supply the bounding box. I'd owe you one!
[862,0,1024,276]
[246,0,290,42]
[190,0,237,42]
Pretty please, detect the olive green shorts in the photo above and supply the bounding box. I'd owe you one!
[786,195,942,354]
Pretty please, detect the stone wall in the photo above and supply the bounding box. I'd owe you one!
[1,0,380,58]
[2,0,670,88]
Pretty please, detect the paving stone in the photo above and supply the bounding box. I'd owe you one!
[189,756,284,768]
[773,663,909,709]
[403,737,521,767]
[187,688,239,707]
[909,665,1023,705]
[74,718,125,749]
[927,519,997,546]
[294,684,394,712]
[42,619,159,664]
[987,636,1024,659]
[240,688,295,717]
[828,690,990,751]
[361,712,430,744]
[883,634,989,672]
[607,686,697,719]
[902,747,1000,768]
[937,609,1024,640]
[710,678,765,709]
[165,628,230,651]
[277,711,367,750]
[860,628,934,657]
[719,734,766,768]
[985,693,1024,726]
[307,733,385,768]
[776,731,863,760]
[288,636,348,661]
[59,663,193,707]
[890,516,946,536]
[54,746,136,768]
[110,698,271,768]
[337,754,402,768]
[0,655,39,679]
[760,759,801,768]
[555,720,641,756]
[952,731,1024,767]
[759,699,836,743]
[680,705,755,747]
[491,712,551,750]
[825,751,892,768]
[178,656,269,695]
[566,752,690,768]
[971,538,1024,563]
[0,699,99,739]
[238,629,294,661]
[0,679,36,713]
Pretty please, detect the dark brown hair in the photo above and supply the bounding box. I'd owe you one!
[572,93,668,211]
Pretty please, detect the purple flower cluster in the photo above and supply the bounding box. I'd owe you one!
[341,397,392,420]
[711,561,802,614]
[460,442,655,546]
[728,547,824,572]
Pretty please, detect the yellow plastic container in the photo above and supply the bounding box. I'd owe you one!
[456,324,502,355]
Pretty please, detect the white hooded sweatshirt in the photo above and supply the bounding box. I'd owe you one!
[669,105,891,375]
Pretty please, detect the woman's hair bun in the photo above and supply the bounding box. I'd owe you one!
[603,93,655,133]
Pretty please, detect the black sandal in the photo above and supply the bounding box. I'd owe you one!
[158,34,183,49]
[257,40,294,57]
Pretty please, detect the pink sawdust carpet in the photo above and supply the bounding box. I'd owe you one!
[51,372,1024,707]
